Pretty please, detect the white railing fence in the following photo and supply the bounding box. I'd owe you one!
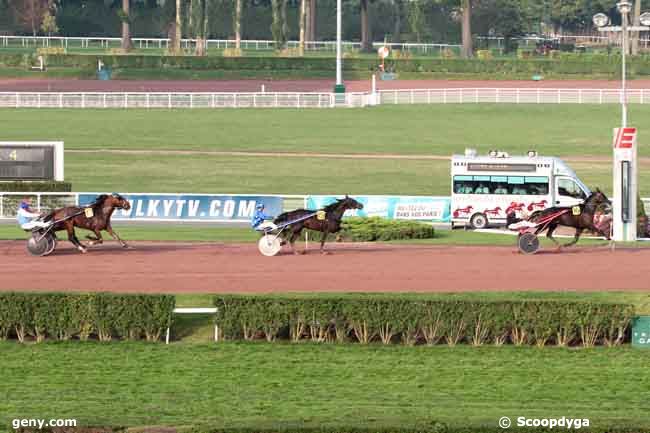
[0,92,347,109]
[2,89,650,109]
[0,35,461,54]
[378,88,650,105]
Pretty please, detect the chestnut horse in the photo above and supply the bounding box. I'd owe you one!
[44,193,131,253]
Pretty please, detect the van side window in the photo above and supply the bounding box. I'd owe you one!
[453,176,549,195]
[557,178,586,199]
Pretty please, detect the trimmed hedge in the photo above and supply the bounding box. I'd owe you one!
[12,52,650,77]
[339,217,435,241]
[0,181,72,192]
[0,292,175,343]
[214,295,633,347]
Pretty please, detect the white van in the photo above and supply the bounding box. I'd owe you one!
[451,149,590,229]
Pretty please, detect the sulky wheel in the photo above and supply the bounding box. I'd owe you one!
[44,234,57,256]
[518,232,540,255]
[27,234,50,257]
[258,234,282,257]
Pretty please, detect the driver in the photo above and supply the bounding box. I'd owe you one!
[16,197,50,230]
[251,203,274,231]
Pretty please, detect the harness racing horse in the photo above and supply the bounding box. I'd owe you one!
[44,193,131,253]
[274,195,364,254]
[526,189,611,249]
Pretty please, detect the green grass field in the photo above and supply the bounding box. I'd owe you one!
[2,105,649,195]
[2,342,650,431]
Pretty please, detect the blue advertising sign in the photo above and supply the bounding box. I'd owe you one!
[306,195,451,222]
[78,193,284,222]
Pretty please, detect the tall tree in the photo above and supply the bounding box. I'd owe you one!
[360,0,371,51]
[190,0,209,55]
[271,0,288,49]
[392,0,403,43]
[9,0,49,36]
[234,0,243,50]
[632,0,641,55]
[460,0,473,57]
[299,0,306,54]
[120,0,132,51]
[307,0,316,41]
[173,0,182,52]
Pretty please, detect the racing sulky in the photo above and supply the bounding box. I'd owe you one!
[273,195,364,254]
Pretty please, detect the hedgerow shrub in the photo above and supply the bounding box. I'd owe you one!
[340,217,435,241]
[21,53,650,78]
[213,295,634,347]
[0,292,174,343]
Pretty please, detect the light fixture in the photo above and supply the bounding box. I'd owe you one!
[617,0,632,15]
[489,150,498,157]
[640,12,650,26]
[527,150,538,158]
[465,148,477,157]
[593,13,610,28]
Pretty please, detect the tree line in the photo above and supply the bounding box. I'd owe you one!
[0,0,645,57]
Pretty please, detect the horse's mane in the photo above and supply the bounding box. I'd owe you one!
[323,199,344,212]
[90,194,109,210]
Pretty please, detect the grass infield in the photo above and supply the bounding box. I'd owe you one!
[1,342,650,431]
[2,105,649,195]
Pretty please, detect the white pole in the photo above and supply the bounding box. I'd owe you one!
[622,10,628,128]
[336,0,342,87]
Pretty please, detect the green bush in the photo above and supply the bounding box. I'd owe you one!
[0,181,72,192]
[214,295,634,347]
[339,217,435,242]
[15,53,650,78]
[0,292,174,343]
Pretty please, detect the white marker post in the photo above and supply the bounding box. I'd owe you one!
[613,127,638,241]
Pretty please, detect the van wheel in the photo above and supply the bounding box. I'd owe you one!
[470,213,488,230]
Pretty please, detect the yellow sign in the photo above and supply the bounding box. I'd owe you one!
[572,206,581,216]
[316,210,326,221]
[84,208,94,218]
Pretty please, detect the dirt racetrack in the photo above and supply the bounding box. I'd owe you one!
[0,240,648,292]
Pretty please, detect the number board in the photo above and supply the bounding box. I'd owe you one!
[0,145,56,180]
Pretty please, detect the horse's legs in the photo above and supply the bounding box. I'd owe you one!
[562,228,583,247]
[66,223,87,253]
[545,223,562,250]
[319,230,330,254]
[288,229,302,254]
[106,223,128,248]
[86,230,103,246]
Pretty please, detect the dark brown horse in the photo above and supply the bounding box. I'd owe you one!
[44,193,131,253]
[527,189,611,249]
[274,195,364,254]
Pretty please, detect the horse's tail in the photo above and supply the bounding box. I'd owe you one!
[506,211,521,226]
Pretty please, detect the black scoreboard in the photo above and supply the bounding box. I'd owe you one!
[0,145,56,180]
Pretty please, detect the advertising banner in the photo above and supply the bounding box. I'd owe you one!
[78,193,284,222]
[306,195,451,222]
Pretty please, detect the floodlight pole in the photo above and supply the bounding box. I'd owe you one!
[333,0,345,95]
[594,2,649,242]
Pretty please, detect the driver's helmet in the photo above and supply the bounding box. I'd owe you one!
[256,203,264,210]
